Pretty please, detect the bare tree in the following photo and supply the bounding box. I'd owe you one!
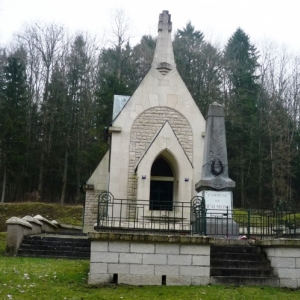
[17,22,65,199]
[108,9,132,82]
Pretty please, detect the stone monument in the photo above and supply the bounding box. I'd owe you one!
[195,102,238,238]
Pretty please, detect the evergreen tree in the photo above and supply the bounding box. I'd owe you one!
[223,28,260,207]
[65,34,101,203]
[173,21,204,82]
[46,62,69,202]
[173,22,222,114]
[0,49,29,202]
[131,35,156,82]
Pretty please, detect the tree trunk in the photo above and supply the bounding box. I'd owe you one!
[1,164,7,203]
[37,152,44,200]
[240,147,245,207]
[270,138,276,205]
[60,148,69,205]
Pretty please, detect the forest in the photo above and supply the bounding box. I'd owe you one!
[1,12,300,209]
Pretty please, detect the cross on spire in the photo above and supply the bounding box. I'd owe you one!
[158,10,172,32]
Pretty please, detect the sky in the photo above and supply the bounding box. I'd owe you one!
[0,0,299,52]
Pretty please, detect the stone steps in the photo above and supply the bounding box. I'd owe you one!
[18,234,91,259]
[211,259,271,269]
[210,276,279,287]
[210,245,277,286]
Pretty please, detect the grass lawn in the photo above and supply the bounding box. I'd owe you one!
[0,257,300,300]
[1,204,300,299]
[0,203,83,232]
[0,233,299,300]
[1,254,300,300]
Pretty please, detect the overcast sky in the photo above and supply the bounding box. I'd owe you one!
[0,0,299,52]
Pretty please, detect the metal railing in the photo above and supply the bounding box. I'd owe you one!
[96,191,191,234]
[96,192,300,239]
[241,201,299,239]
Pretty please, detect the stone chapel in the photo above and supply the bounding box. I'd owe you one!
[83,10,206,232]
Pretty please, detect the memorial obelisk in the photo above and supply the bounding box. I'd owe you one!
[196,102,235,192]
[195,102,238,237]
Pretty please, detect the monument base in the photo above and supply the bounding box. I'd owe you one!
[206,217,239,239]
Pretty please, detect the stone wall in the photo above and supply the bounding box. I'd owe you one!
[88,234,300,287]
[260,240,300,289]
[88,233,210,285]
[84,190,101,232]
[128,107,193,199]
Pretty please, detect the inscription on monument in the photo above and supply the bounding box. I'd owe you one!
[198,190,232,218]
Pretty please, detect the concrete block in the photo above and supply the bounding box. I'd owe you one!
[109,241,130,252]
[130,264,154,275]
[273,248,300,258]
[118,274,161,285]
[277,268,300,279]
[295,258,300,268]
[88,273,112,285]
[108,263,130,274]
[91,241,108,252]
[143,254,167,265]
[155,244,179,254]
[90,252,118,263]
[192,255,210,266]
[22,216,42,234]
[168,255,191,265]
[271,257,295,268]
[131,243,155,253]
[90,263,108,274]
[180,245,209,255]
[119,253,142,264]
[33,215,57,232]
[264,248,275,257]
[280,278,298,289]
[180,266,210,277]
[166,276,192,286]
[6,218,33,255]
[155,265,179,276]
[191,276,210,285]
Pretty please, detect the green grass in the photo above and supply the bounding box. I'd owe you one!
[0,235,300,300]
[0,253,300,300]
[1,204,300,298]
[0,232,6,256]
[0,202,83,231]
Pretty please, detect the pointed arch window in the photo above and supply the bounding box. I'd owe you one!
[150,157,174,211]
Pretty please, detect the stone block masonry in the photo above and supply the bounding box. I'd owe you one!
[88,233,300,287]
[88,233,210,286]
[258,239,300,289]
[128,106,193,200]
[84,190,100,231]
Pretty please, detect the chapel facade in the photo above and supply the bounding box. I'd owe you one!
[83,11,205,232]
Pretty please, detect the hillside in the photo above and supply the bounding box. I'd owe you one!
[0,202,83,232]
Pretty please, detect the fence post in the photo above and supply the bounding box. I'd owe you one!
[247,208,251,239]
[203,208,207,236]
[226,206,229,238]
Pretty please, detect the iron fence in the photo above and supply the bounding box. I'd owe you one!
[95,191,300,239]
[96,191,191,234]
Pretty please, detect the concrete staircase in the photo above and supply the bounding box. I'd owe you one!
[18,233,91,259]
[210,245,278,286]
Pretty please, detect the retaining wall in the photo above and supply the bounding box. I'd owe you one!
[88,233,240,286]
[88,233,300,287]
[258,239,300,289]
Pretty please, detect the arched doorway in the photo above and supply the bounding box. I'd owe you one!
[150,156,174,211]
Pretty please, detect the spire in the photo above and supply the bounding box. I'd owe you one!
[152,10,175,73]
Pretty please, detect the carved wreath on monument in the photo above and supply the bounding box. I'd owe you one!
[210,125,224,177]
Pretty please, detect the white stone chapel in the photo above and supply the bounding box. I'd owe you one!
[83,11,206,232]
